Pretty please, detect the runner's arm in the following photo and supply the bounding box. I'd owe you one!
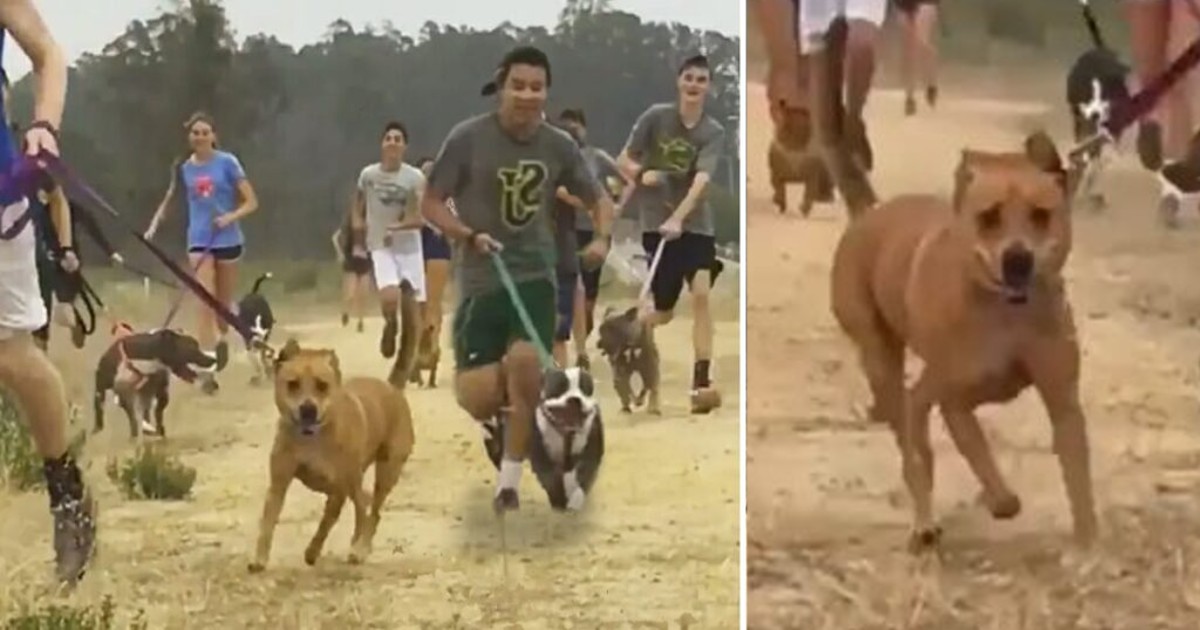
[752,0,800,84]
[350,170,367,232]
[331,228,344,260]
[147,165,178,234]
[47,185,70,250]
[422,123,475,241]
[616,106,658,181]
[390,174,426,230]
[562,145,613,240]
[670,127,725,222]
[556,186,585,209]
[225,154,259,221]
[0,0,66,130]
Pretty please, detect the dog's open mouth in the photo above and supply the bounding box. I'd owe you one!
[173,364,198,383]
[541,397,592,432]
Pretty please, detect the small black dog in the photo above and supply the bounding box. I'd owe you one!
[481,367,605,512]
[93,326,216,438]
[236,272,276,385]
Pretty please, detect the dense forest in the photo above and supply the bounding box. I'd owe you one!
[8,0,741,263]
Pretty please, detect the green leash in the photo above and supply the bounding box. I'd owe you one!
[489,251,558,371]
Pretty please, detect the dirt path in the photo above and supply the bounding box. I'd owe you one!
[746,79,1200,629]
[0,284,740,627]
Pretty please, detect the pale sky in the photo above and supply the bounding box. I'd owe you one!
[4,0,740,80]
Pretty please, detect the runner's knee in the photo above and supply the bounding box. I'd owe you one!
[454,366,504,419]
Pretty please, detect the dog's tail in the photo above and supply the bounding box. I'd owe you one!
[1079,0,1106,50]
[251,271,274,295]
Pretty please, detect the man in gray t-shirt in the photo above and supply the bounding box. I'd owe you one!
[618,54,727,415]
[555,108,626,370]
[351,122,426,386]
[420,46,616,513]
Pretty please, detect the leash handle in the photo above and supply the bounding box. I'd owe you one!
[488,251,557,372]
[639,238,666,305]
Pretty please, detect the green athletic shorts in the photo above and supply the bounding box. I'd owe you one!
[452,278,556,370]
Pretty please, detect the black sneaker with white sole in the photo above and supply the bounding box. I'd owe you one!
[44,454,97,587]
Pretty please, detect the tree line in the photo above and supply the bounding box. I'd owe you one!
[8,0,742,264]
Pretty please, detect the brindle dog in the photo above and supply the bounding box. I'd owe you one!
[595,306,661,415]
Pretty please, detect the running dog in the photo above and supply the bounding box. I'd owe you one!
[1064,9,1129,212]
[768,104,835,217]
[93,325,216,438]
[480,366,605,512]
[830,131,1096,550]
[248,338,415,572]
[237,271,276,385]
[408,325,441,388]
[595,305,661,414]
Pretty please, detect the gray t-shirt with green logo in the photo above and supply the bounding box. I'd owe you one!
[427,112,604,299]
[622,103,725,236]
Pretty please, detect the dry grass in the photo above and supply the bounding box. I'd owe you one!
[0,257,740,628]
[744,38,1200,630]
[750,502,1200,630]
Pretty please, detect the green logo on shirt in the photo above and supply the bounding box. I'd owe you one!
[656,137,697,174]
[497,160,548,228]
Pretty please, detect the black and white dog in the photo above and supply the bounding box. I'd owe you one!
[481,366,605,512]
[1065,4,1130,212]
[236,272,276,385]
[93,326,216,438]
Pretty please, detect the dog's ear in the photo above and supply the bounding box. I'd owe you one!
[1023,131,1065,177]
[322,349,342,382]
[276,338,301,365]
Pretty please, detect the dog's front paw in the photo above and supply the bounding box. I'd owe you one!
[247,561,266,574]
[493,488,520,514]
[566,488,587,512]
[906,526,943,554]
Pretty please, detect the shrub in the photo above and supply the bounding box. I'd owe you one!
[105,444,196,501]
[3,596,146,630]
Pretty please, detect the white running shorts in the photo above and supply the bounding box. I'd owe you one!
[0,199,46,339]
[799,0,888,53]
[371,246,427,302]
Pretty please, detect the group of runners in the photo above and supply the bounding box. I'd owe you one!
[324,46,730,511]
[0,0,733,584]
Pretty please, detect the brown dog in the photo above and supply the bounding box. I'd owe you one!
[768,104,835,217]
[595,306,661,414]
[408,325,441,388]
[248,338,415,572]
[830,131,1095,550]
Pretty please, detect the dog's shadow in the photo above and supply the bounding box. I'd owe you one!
[454,483,599,553]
